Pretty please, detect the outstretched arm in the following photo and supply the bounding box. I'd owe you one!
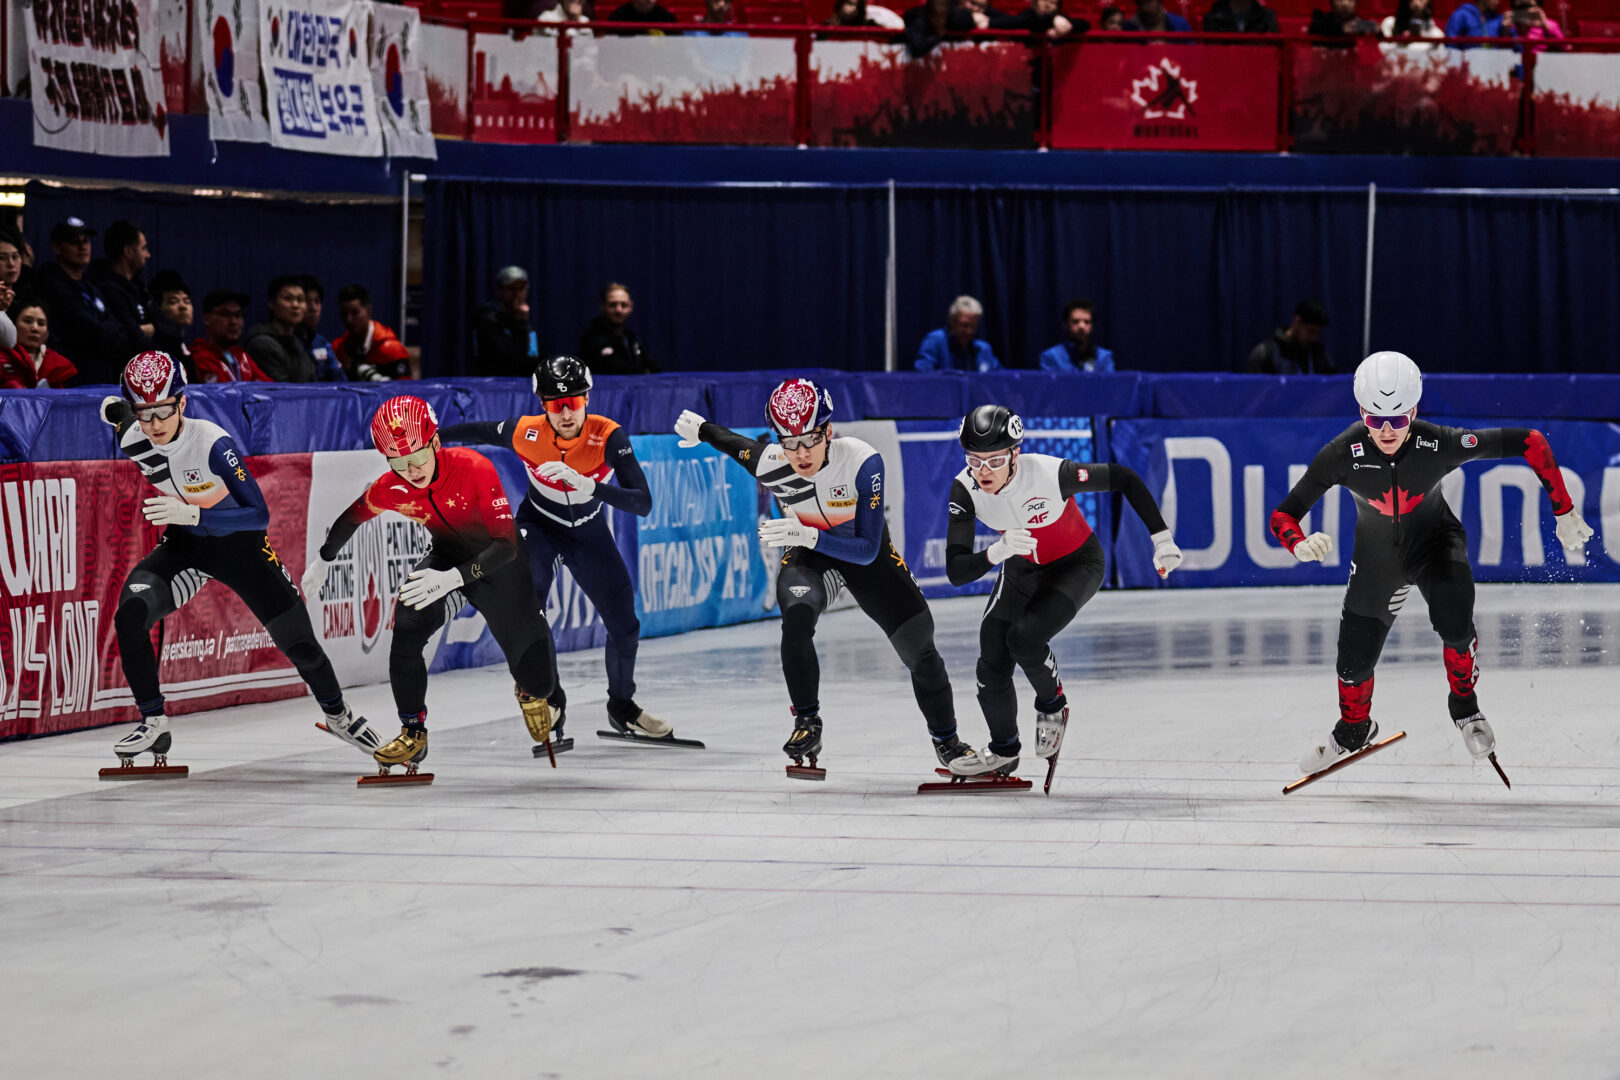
[438,420,513,449]
[592,428,653,517]
[1271,440,1345,559]
[1059,461,1168,533]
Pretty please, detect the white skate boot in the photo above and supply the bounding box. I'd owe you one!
[1300,720,1379,775]
[114,714,172,759]
[1454,712,1495,759]
[609,707,672,739]
[316,704,383,754]
[935,737,1000,777]
[1035,704,1069,760]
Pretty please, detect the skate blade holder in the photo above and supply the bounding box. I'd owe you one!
[596,730,707,749]
[532,736,575,759]
[100,755,189,781]
[785,754,826,781]
[358,761,435,786]
[920,769,1033,794]
[1283,730,1407,794]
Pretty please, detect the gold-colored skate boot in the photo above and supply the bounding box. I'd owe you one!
[374,722,429,767]
[516,683,554,742]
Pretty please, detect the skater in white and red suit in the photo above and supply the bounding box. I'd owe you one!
[1270,351,1593,776]
[945,404,1183,776]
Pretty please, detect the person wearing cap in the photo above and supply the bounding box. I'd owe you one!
[192,288,271,383]
[1246,299,1337,375]
[333,283,411,381]
[33,217,133,383]
[90,219,156,354]
[471,265,539,377]
[579,281,654,376]
[244,275,318,382]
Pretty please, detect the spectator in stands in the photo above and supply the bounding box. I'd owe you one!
[827,0,881,24]
[999,0,1082,37]
[1202,0,1279,33]
[296,274,346,381]
[1039,299,1115,373]
[0,282,14,351]
[1381,0,1444,39]
[149,270,194,371]
[605,0,678,33]
[0,227,33,309]
[1247,300,1336,374]
[472,265,540,376]
[192,289,271,383]
[580,282,655,374]
[699,0,746,33]
[1098,5,1125,29]
[244,276,318,382]
[1493,0,1563,51]
[1309,0,1379,39]
[915,295,1001,372]
[334,284,413,381]
[1,300,79,389]
[33,217,131,384]
[90,219,155,353]
[538,0,593,31]
[903,0,977,56]
[1444,0,1499,43]
[1124,0,1192,31]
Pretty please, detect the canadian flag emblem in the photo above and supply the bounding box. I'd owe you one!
[1130,58,1199,121]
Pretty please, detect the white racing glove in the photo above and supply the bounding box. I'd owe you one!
[399,566,465,610]
[1292,532,1334,563]
[759,516,819,550]
[302,555,333,601]
[1555,509,1594,554]
[142,496,200,527]
[1150,529,1183,578]
[986,528,1038,565]
[537,459,596,498]
[675,410,706,448]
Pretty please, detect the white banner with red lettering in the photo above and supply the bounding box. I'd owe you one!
[24,0,170,156]
[261,0,383,156]
[369,3,436,158]
[198,0,273,143]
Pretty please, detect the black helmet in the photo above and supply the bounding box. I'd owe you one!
[532,355,593,400]
[959,404,1023,454]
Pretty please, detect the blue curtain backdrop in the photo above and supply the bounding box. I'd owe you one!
[23,182,404,340]
[422,178,891,377]
[422,179,1620,377]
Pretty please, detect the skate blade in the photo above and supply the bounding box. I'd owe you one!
[100,763,189,780]
[358,770,435,786]
[596,730,707,750]
[1488,752,1512,790]
[785,763,826,781]
[1283,730,1407,794]
[1044,751,1060,796]
[917,776,1032,794]
[533,737,574,757]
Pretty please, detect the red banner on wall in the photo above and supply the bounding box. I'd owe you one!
[0,455,315,740]
[1050,42,1279,152]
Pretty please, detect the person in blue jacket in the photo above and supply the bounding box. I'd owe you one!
[914,295,1001,373]
[1039,299,1115,373]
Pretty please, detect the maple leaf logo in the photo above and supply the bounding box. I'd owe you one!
[1368,486,1424,518]
[362,573,382,639]
[1130,59,1198,120]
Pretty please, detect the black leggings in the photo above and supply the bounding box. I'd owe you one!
[390,552,556,722]
[776,533,956,740]
[114,529,343,717]
[977,535,1105,754]
[521,514,639,710]
[1337,529,1477,685]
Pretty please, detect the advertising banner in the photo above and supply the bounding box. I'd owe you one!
[1532,53,1620,159]
[199,0,273,143]
[421,21,468,137]
[1050,42,1279,152]
[261,0,383,156]
[471,30,558,144]
[370,3,437,157]
[1110,418,1620,589]
[571,36,794,145]
[24,0,170,156]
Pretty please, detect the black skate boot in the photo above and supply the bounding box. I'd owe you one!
[784,713,825,780]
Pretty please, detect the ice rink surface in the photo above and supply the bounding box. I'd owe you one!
[6,583,1620,1080]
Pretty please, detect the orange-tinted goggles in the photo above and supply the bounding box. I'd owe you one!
[544,395,587,414]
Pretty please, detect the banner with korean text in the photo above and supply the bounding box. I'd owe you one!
[261,0,383,156]
[24,0,170,156]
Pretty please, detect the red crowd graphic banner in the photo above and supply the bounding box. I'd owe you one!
[1050,42,1279,152]
[0,455,314,740]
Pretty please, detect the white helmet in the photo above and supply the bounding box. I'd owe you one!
[1353,351,1423,417]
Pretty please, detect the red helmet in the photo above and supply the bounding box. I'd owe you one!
[121,350,187,404]
[765,378,834,437]
[371,395,439,457]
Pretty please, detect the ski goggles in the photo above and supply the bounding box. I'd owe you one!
[543,395,587,414]
[133,401,181,422]
[386,445,436,474]
[966,452,1013,471]
[780,430,827,452]
[1361,411,1413,431]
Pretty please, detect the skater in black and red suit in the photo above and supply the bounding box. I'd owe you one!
[1272,352,1593,777]
[303,395,558,771]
